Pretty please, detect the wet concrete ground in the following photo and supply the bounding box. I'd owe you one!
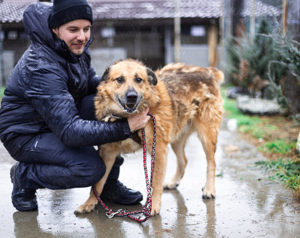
[0,121,299,238]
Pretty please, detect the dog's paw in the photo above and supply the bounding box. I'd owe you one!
[102,115,121,123]
[163,182,179,190]
[74,202,97,215]
[150,206,161,216]
[202,187,216,199]
[150,199,161,216]
[102,115,113,122]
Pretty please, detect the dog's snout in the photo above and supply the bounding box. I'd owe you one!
[117,87,141,113]
[126,90,138,105]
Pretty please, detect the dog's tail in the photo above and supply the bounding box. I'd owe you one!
[207,67,224,85]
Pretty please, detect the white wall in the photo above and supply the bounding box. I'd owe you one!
[0,51,14,86]
[90,48,127,76]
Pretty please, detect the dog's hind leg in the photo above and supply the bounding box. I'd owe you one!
[163,130,191,190]
[195,123,219,199]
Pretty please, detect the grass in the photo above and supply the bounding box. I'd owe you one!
[223,87,300,199]
[0,87,4,99]
[255,159,300,195]
[0,87,4,106]
[258,139,296,154]
[223,91,277,140]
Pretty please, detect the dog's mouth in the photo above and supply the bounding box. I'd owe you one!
[117,97,141,113]
[116,90,142,114]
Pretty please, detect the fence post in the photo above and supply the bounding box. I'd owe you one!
[282,0,288,36]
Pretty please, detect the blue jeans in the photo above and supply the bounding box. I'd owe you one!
[9,95,121,189]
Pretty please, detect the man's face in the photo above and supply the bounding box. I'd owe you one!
[52,19,91,55]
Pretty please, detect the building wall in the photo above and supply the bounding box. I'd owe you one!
[90,25,165,70]
[0,51,14,86]
[90,48,127,76]
[0,21,218,85]
[0,25,30,85]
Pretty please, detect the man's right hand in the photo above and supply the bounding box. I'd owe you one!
[127,108,150,132]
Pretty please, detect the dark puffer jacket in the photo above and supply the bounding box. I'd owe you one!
[0,3,131,153]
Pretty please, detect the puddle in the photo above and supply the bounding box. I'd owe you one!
[0,125,299,238]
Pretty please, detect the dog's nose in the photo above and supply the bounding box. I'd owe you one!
[126,90,138,108]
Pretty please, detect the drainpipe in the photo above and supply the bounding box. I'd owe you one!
[164,26,172,64]
[250,0,256,41]
[174,0,181,62]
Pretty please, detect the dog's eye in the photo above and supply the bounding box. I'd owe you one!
[115,77,124,84]
[135,77,143,83]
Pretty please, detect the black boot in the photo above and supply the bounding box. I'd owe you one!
[101,156,143,205]
[10,163,37,211]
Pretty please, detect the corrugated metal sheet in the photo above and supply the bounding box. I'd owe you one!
[243,0,280,17]
[89,0,222,19]
[0,0,36,23]
[0,0,280,23]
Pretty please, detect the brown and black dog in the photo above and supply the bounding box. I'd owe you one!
[75,59,223,215]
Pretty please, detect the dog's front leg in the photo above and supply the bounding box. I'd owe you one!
[74,151,117,214]
[150,145,168,216]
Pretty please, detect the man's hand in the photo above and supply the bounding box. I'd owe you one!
[128,108,150,132]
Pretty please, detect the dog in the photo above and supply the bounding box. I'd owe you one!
[75,59,224,215]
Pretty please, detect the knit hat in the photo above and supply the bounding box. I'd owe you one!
[49,0,93,28]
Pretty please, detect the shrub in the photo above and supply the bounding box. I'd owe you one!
[225,19,276,98]
[267,28,300,114]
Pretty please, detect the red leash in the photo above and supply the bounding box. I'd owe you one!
[92,113,156,223]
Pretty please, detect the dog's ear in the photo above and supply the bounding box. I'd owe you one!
[101,67,110,82]
[147,68,157,85]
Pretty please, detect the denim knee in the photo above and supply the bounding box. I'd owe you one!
[70,158,106,187]
[88,160,106,185]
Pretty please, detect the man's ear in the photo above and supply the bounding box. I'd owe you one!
[52,28,59,36]
[147,68,157,85]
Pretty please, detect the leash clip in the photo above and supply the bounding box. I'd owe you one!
[106,209,122,219]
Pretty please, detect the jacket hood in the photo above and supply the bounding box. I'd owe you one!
[23,2,92,62]
[23,3,55,48]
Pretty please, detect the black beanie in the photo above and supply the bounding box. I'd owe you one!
[49,0,93,28]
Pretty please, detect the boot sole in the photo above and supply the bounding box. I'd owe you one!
[10,163,38,211]
[12,201,38,212]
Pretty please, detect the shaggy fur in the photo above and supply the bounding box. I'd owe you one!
[75,59,224,215]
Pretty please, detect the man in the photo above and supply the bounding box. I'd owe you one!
[0,0,150,211]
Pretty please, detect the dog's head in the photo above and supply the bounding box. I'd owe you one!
[96,59,157,116]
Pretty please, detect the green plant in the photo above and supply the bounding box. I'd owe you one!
[258,139,296,154]
[238,20,274,95]
[0,87,4,102]
[255,159,300,192]
[224,38,241,86]
[224,95,266,138]
[225,19,276,97]
[267,27,300,111]
[223,96,241,117]
[224,87,300,199]
[252,19,275,80]
[269,29,300,82]
[224,93,285,140]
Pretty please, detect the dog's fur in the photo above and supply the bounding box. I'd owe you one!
[75,59,223,215]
